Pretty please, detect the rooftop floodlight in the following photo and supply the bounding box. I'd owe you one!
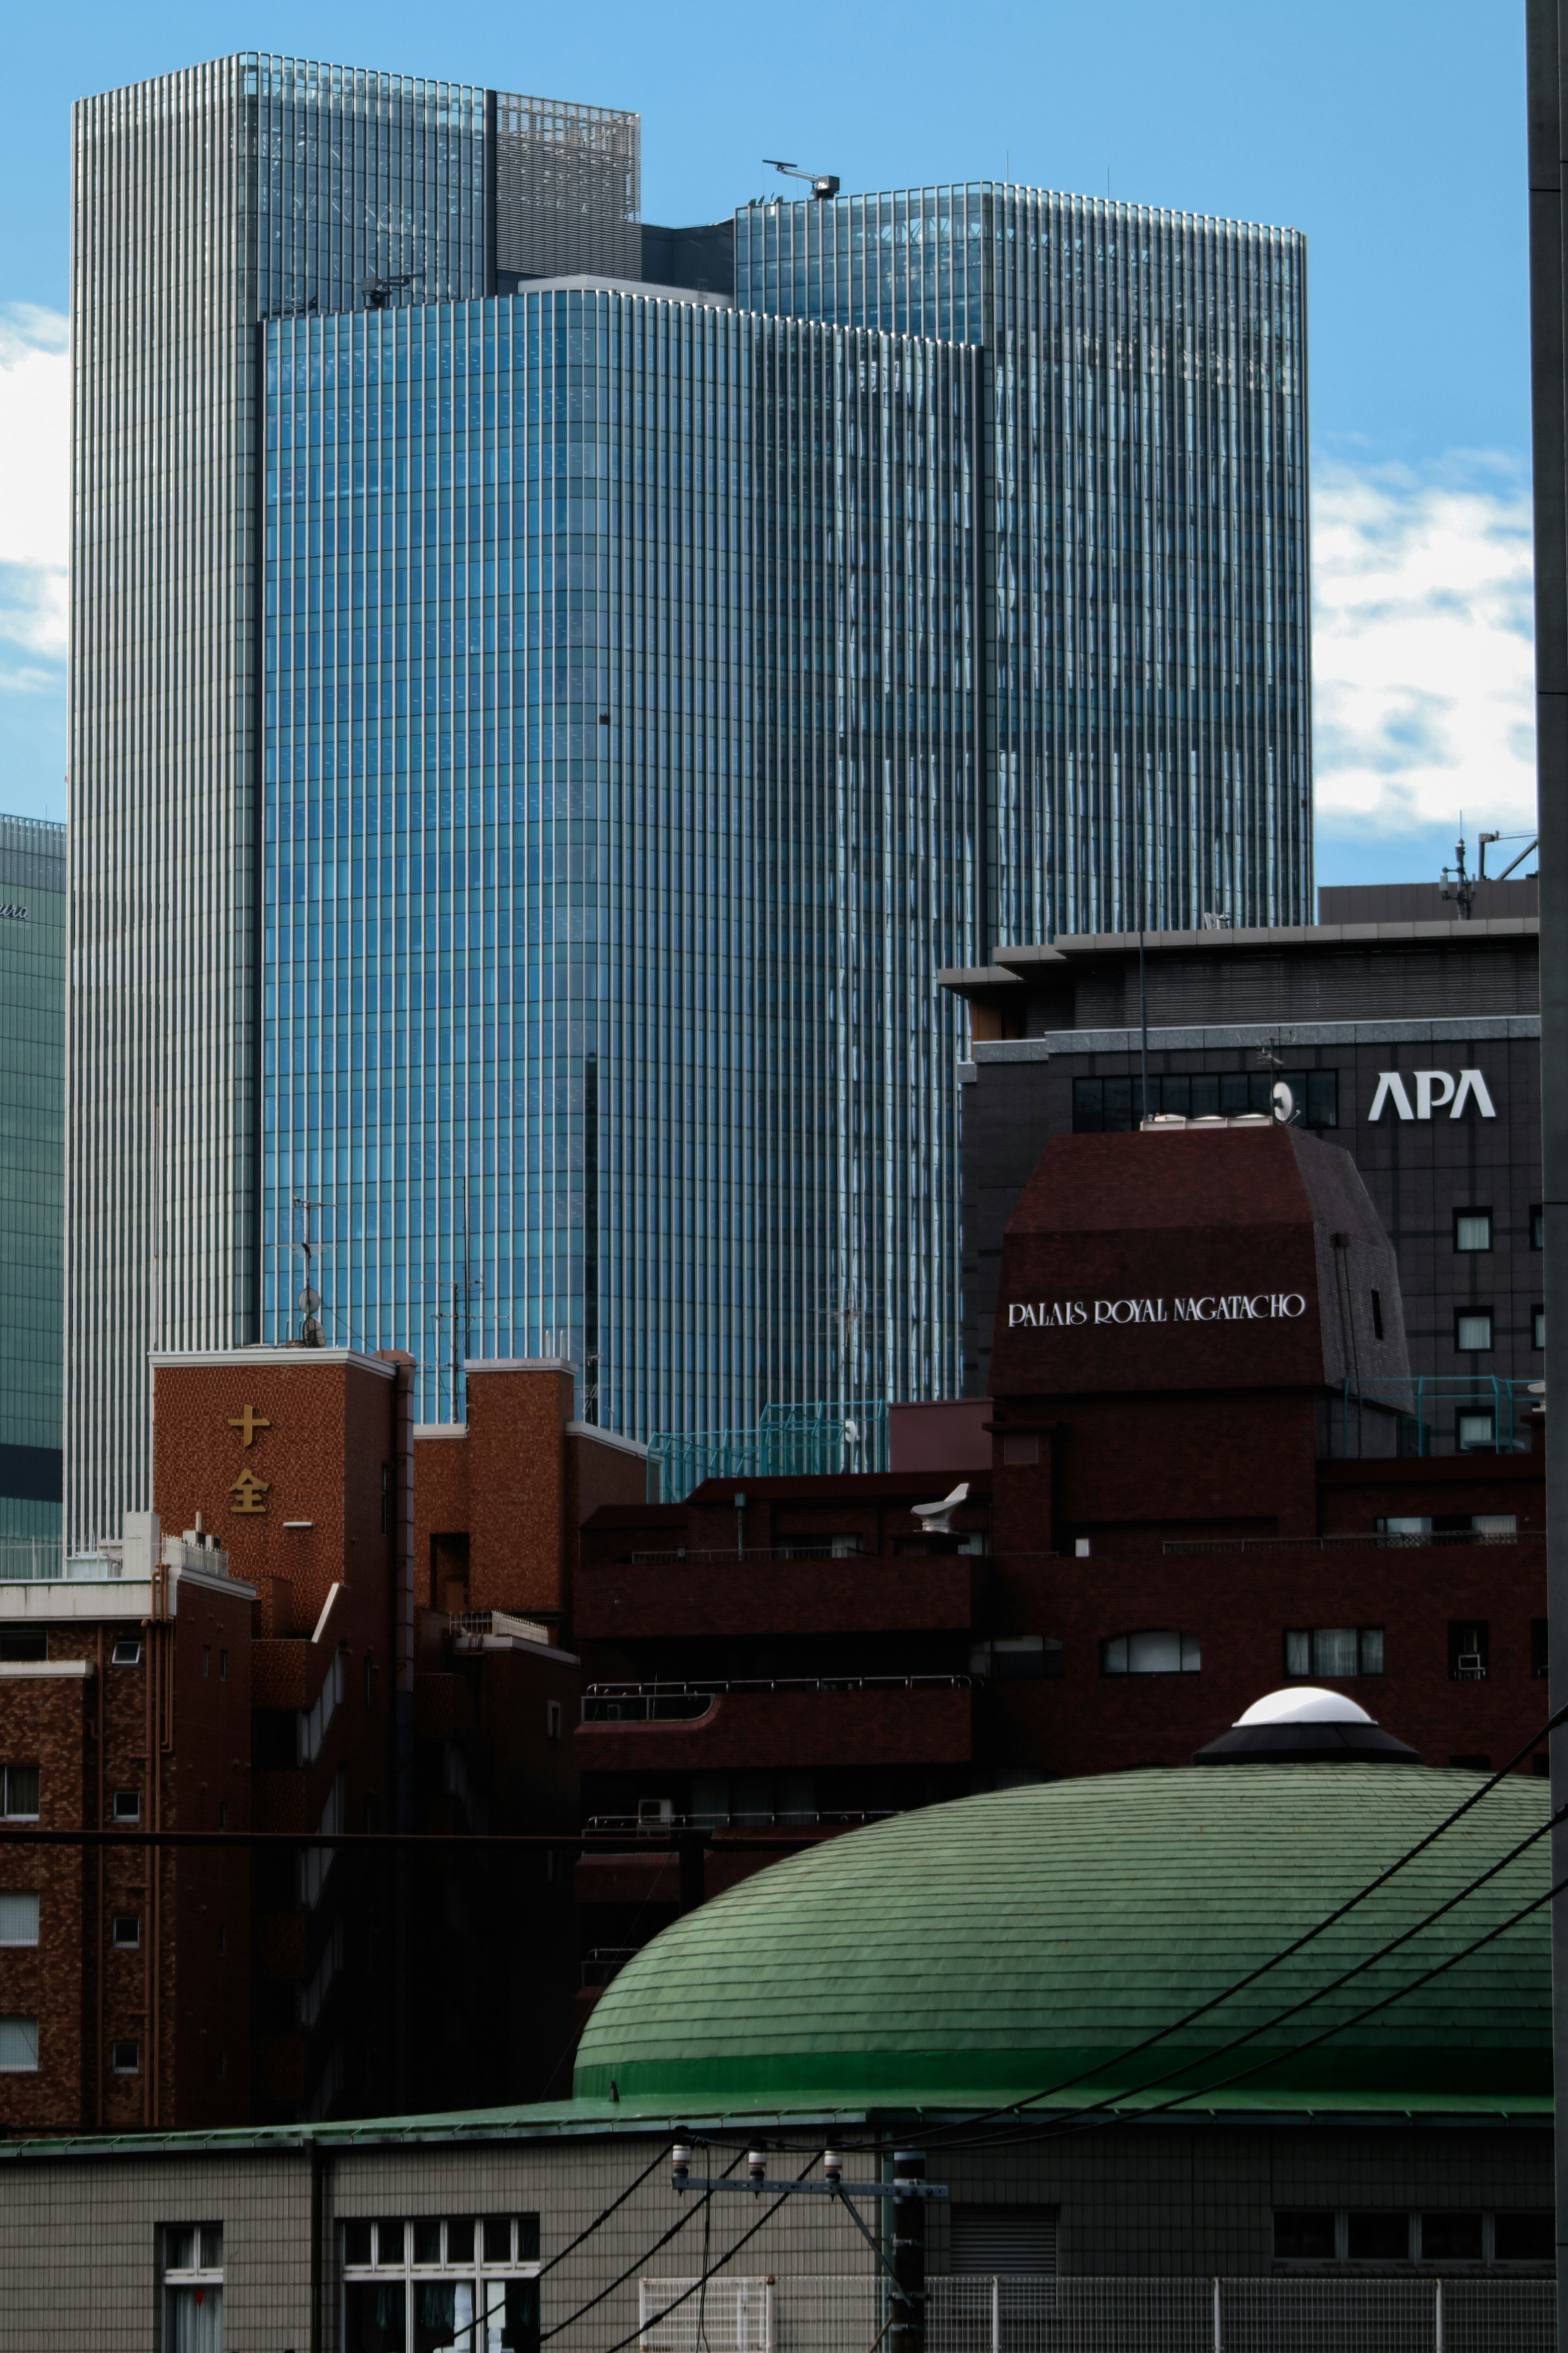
[764,157,842,201]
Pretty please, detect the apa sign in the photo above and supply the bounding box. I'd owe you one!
[1368,1069,1497,1121]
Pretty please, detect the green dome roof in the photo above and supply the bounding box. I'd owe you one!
[573,1769,1550,2116]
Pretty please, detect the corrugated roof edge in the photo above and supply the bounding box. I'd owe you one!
[0,2086,1550,2164]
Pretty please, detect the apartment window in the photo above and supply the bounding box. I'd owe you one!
[546,1701,563,1741]
[1532,1204,1545,1250]
[1535,1305,1546,1351]
[1101,1631,1201,1675]
[1457,1411,1496,1452]
[111,2040,140,2073]
[1454,1210,1492,1252]
[1455,1310,1494,1353]
[111,1637,142,1667]
[0,2016,38,2071]
[162,2225,223,2353]
[0,1892,39,1945]
[1449,1621,1490,1680]
[111,1913,140,1948]
[0,1632,46,1662]
[113,1788,142,1822]
[1284,1629,1383,1679]
[1533,1619,1550,1678]
[1275,2208,1549,2267]
[341,2215,541,2352]
[2,1765,40,1818]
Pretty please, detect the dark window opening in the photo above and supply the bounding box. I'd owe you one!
[1449,1621,1490,1681]
[1370,1289,1384,1340]
[1496,2213,1555,2262]
[0,1633,46,1663]
[1274,2212,1336,2259]
[1347,2213,1410,2262]
[1421,2214,1483,2263]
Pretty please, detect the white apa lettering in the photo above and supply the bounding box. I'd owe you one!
[1367,1072,1414,1122]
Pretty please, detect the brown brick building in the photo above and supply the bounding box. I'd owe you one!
[0,1350,642,2133]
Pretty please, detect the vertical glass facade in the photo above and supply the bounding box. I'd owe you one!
[74,56,1311,1520]
[0,816,65,1539]
[738,185,1312,942]
[262,290,976,1433]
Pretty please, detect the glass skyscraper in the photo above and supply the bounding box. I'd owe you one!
[0,815,65,1543]
[69,54,1309,1535]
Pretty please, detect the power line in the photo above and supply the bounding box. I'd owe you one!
[586,2151,824,2353]
[538,2148,747,2340]
[535,2141,673,2279]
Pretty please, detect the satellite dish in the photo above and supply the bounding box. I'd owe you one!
[298,1286,322,1313]
[843,1418,860,1445]
[1271,1080,1296,1124]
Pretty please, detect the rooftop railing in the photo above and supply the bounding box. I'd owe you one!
[1166,1527,1540,1557]
[646,1400,890,1502]
[581,1674,970,1723]
[1331,1376,1541,1459]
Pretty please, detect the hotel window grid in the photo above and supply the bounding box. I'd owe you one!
[1455,1310,1494,1353]
[1274,2210,1552,2264]
[1284,1628,1383,1679]
[1072,1071,1336,1133]
[1454,1211,1492,1253]
[1,1764,40,1818]
[1101,1631,1200,1675]
[341,2215,541,2351]
[162,2225,224,2353]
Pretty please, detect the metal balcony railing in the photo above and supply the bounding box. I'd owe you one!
[580,1675,970,1724]
[1331,1375,1541,1459]
[1165,1528,1540,1556]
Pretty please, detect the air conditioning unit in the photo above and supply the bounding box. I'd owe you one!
[637,1797,675,1833]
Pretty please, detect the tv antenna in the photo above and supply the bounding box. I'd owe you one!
[292,1195,328,1346]
[764,157,842,201]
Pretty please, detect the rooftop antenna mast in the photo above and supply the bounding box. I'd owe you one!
[292,1195,325,1347]
[763,157,842,201]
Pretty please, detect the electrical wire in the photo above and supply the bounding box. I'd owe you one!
[537,2147,746,2340]
[692,1707,1568,2158]
[534,2141,673,2277]
[587,2151,823,2353]
[914,1793,1568,2157]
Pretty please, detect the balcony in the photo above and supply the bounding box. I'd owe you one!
[574,1675,972,1771]
[574,1554,982,1640]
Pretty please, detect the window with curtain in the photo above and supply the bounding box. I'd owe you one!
[163,2224,224,2353]
[342,2216,541,2352]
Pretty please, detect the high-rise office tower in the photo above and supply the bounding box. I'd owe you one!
[69,55,1310,1538]
[0,815,65,1546]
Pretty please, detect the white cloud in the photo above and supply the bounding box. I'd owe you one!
[1311,453,1537,839]
[0,305,69,677]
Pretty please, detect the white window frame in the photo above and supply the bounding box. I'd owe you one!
[162,2224,224,2353]
[2,1764,40,1820]
[341,2215,542,2351]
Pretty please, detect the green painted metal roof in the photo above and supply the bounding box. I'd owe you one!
[573,1768,1552,2114]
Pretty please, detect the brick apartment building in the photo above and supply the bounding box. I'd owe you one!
[0,1354,642,2135]
[573,1121,1548,1984]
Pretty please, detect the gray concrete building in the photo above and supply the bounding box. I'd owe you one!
[943,883,1542,1414]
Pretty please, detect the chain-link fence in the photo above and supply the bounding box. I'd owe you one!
[638,2275,1557,2352]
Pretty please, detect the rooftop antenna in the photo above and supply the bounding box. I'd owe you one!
[1439,818,1474,920]
[292,1195,325,1346]
[763,157,842,201]
[1478,827,1540,881]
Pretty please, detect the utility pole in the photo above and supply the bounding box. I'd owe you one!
[1524,2,1568,2334]
[889,2149,927,2353]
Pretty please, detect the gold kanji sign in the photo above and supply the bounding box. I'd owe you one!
[227,1404,271,1447]
[229,1470,271,1516]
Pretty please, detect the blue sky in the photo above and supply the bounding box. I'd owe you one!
[0,0,1537,892]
